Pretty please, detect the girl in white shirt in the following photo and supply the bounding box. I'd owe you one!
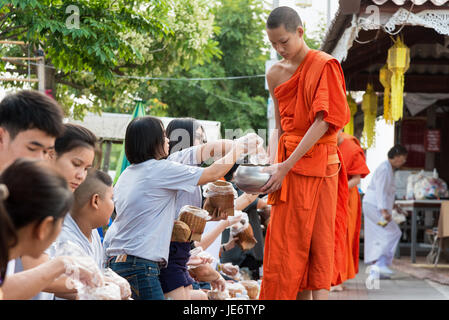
[104,116,262,300]
[0,159,102,299]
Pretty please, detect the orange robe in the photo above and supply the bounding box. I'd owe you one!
[259,50,350,300]
[337,133,370,280]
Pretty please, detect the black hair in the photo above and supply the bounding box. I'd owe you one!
[0,90,65,140]
[55,123,98,156]
[266,6,303,32]
[166,118,205,154]
[55,123,101,169]
[387,144,408,159]
[0,159,73,281]
[90,170,113,188]
[73,169,113,210]
[125,116,167,164]
[0,185,15,285]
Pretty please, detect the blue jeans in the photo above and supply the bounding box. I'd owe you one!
[107,255,165,300]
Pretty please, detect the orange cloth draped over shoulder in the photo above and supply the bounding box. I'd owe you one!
[336,133,370,282]
[259,50,350,300]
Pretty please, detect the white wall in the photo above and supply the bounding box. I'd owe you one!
[360,118,395,193]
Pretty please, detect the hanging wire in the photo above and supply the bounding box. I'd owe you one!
[27,45,31,80]
[14,61,266,81]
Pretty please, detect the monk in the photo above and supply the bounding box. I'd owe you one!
[331,130,370,291]
[259,6,350,300]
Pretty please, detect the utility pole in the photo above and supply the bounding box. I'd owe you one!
[36,48,45,93]
[266,0,279,134]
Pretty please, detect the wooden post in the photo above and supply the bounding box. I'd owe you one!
[425,105,436,171]
[102,140,112,173]
[36,48,45,92]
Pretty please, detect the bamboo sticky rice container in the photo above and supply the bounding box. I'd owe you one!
[203,180,236,219]
[236,224,257,251]
[240,280,260,300]
[178,205,209,241]
[231,211,257,251]
[171,220,192,242]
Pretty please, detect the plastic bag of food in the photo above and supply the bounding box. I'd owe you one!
[414,176,449,200]
[230,212,257,251]
[406,171,424,200]
[230,212,250,237]
[103,268,132,300]
[54,241,104,290]
[392,209,406,225]
[225,281,246,298]
[187,246,216,269]
[54,241,126,300]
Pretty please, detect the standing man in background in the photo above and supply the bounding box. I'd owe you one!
[363,144,407,279]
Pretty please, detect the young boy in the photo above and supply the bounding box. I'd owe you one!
[54,169,114,269]
[48,169,115,299]
[0,90,64,172]
[260,6,350,300]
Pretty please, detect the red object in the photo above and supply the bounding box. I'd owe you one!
[337,133,370,280]
[45,89,53,99]
[425,129,441,152]
[400,119,426,168]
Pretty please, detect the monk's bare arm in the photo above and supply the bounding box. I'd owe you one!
[261,112,328,194]
[266,67,284,164]
[348,175,361,189]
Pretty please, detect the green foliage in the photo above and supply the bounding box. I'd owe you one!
[155,0,269,134]
[303,15,327,50]
[0,0,219,116]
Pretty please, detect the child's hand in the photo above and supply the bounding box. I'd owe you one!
[221,263,239,277]
[210,273,226,292]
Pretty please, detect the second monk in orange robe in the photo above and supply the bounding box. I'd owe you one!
[260,7,350,300]
[335,131,370,284]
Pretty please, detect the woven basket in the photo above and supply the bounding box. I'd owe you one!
[179,206,207,241]
[236,224,257,251]
[171,220,192,242]
[204,180,235,218]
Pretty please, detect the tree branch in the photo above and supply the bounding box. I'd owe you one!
[5,68,30,75]
[56,79,86,91]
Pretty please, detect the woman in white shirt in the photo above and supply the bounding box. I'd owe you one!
[104,116,262,300]
[363,144,407,278]
[0,159,102,299]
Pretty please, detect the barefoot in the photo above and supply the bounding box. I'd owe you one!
[330,284,344,292]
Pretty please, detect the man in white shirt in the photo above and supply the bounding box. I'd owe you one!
[363,144,408,279]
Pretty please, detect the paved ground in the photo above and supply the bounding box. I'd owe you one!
[329,260,449,300]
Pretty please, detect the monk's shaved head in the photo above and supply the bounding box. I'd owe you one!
[266,6,303,33]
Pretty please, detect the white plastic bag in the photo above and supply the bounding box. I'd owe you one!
[54,241,126,300]
[103,268,132,300]
[187,246,216,269]
[230,212,250,237]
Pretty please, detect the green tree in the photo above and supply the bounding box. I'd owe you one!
[154,0,269,134]
[0,0,220,117]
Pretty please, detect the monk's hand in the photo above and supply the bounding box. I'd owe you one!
[260,162,290,194]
